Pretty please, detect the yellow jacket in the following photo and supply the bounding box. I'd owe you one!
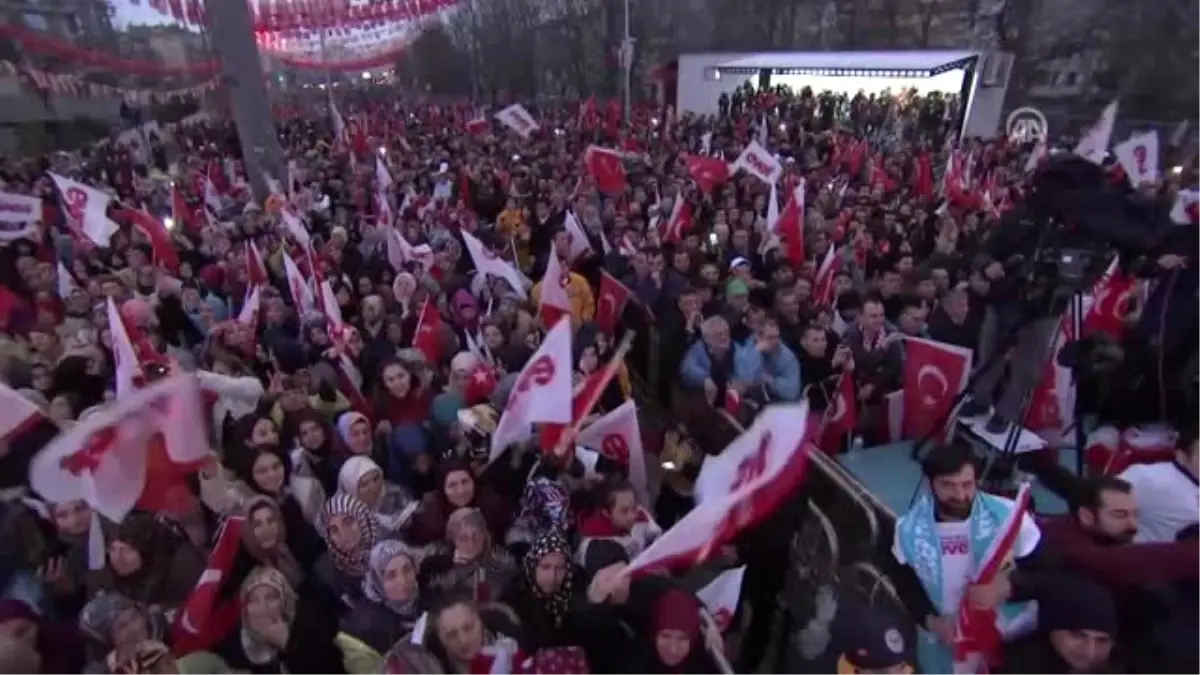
[497,208,532,269]
[531,271,595,330]
[334,633,382,674]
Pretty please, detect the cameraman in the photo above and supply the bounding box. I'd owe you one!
[959,210,1061,434]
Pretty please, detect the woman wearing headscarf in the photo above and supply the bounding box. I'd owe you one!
[240,497,304,587]
[88,513,205,612]
[200,441,326,567]
[419,507,517,606]
[335,410,376,458]
[448,289,481,352]
[217,566,346,674]
[0,598,86,673]
[284,407,342,496]
[407,458,512,546]
[500,531,586,652]
[504,475,571,556]
[390,272,418,319]
[340,540,424,655]
[336,456,415,537]
[380,641,446,675]
[417,598,523,674]
[619,588,721,673]
[314,494,379,605]
[79,592,166,673]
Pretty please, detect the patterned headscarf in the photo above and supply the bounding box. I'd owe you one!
[79,592,160,648]
[522,531,574,629]
[516,476,570,534]
[104,640,172,674]
[318,493,378,576]
[362,540,422,618]
[383,642,446,674]
[239,566,298,624]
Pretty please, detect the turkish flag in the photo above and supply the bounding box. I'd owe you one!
[171,185,197,234]
[687,155,730,194]
[584,145,627,196]
[412,297,443,363]
[812,245,842,307]
[954,483,1032,673]
[818,370,857,452]
[464,362,498,406]
[723,388,741,416]
[1084,259,1137,341]
[172,516,245,654]
[774,179,806,268]
[119,207,180,273]
[902,337,973,442]
[595,270,631,336]
[661,197,694,243]
[465,115,490,135]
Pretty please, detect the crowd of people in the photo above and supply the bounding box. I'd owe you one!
[0,76,1195,675]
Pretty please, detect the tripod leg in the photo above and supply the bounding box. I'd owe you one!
[994,316,1059,427]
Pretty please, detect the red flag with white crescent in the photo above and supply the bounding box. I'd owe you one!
[902,337,972,443]
[953,483,1033,672]
[171,515,245,654]
[818,369,857,452]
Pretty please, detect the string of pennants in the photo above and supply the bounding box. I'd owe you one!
[0,61,219,105]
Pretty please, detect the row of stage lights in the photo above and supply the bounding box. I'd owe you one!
[714,67,937,78]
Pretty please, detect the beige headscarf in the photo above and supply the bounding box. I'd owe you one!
[238,567,298,665]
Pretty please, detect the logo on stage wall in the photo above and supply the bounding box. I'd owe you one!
[1006,107,1048,142]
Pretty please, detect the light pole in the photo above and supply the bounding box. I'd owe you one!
[203,0,285,202]
[619,0,634,126]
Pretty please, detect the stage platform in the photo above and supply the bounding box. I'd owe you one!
[835,440,1076,517]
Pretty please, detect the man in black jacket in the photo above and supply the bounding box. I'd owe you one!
[959,211,1062,434]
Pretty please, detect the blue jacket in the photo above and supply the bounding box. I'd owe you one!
[758,342,803,401]
[680,340,763,389]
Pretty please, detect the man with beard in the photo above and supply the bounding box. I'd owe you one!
[890,445,1048,673]
[1039,476,1198,659]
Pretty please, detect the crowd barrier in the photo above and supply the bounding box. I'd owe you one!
[595,278,916,665]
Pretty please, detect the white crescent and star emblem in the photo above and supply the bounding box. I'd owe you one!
[599,292,616,317]
[916,365,949,407]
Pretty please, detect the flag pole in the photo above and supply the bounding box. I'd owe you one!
[549,329,636,459]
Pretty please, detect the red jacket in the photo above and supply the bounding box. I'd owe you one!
[1040,515,1199,591]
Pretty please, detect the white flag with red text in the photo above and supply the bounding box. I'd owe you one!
[48,173,119,247]
[0,381,45,442]
[462,229,529,300]
[494,103,540,139]
[577,400,648,506]
[696,566,746,632]
[387,229,435,271]
[489,319,574,462]
[29,374,208,522]
[282,249,317,316]
[539,252,572,329]
[731,140,782,185]
[628,403,813,575]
